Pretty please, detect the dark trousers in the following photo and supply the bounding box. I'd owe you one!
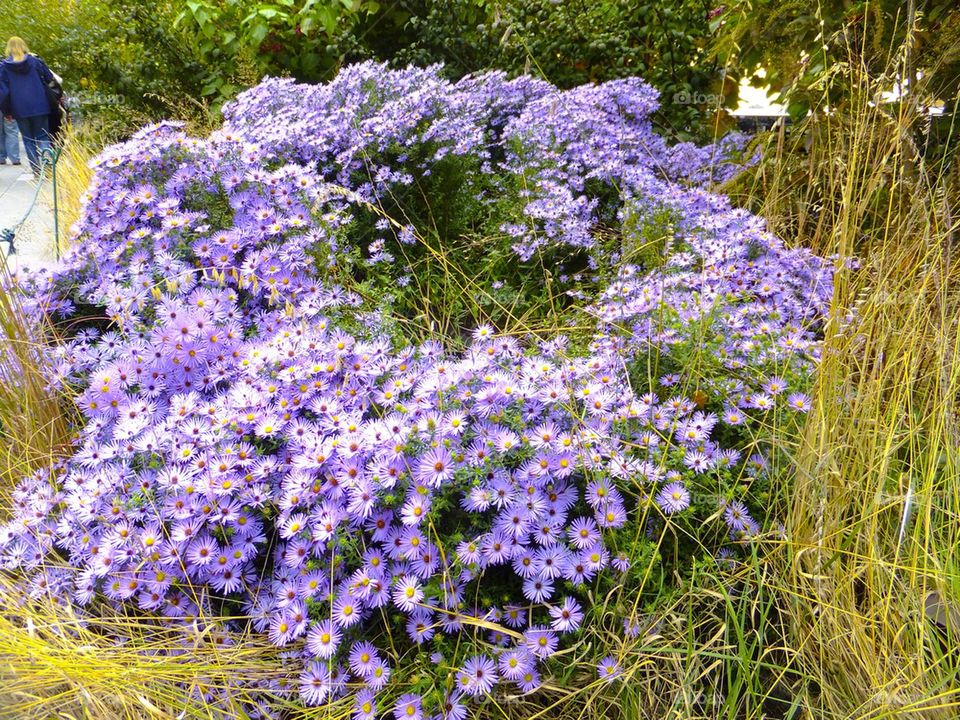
[15,114,51,175]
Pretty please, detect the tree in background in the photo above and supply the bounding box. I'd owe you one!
[712,0,960,124]
[351,0,724,140]
[3,0,728,141]
[711,0,960,253]
[0,0,217,136]
[175,0,725,140]
[174,0,384,103]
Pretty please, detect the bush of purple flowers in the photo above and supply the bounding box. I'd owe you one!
[0,63,833,717]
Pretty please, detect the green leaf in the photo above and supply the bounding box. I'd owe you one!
[249,20,269,44]
[259,7,289,20]
[316,7,338,35]
[193,10,214,35]
[786,100,809,121]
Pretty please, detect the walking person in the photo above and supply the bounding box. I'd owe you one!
[0,37,57,178]
[0,113,20,166]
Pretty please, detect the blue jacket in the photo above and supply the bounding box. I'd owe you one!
[0,55,54,119]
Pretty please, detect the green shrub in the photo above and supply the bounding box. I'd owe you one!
[0,0,217,137]
[174,0,383,105]
[351,0,724,140]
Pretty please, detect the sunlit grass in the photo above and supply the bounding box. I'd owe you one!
[0,572,302,719]
[53,123,98,254]
[723,32,960,720]
[0,264,73,511]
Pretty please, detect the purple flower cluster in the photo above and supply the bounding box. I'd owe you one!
[591,172,833,418]
[0,63,834,715]
[218,62,747,263]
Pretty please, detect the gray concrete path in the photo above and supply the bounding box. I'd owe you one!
[0,134,59,273]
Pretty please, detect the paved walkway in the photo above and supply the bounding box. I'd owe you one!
[0,134,59,273]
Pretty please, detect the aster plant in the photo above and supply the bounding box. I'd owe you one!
[0,62,833,716]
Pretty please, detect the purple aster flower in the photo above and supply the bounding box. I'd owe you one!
[533,545,567,579]
[498,647,534,680]
[299,662,331,705]
[400,495,430,526]
[416,446,454,487]
[523,625,559,658]
[656,482,691,514]
[406,608,436,645]
[596,502,627,528]
[439,692,467,720]
[715,448,741,469]
[456,539,481,565]
[186,535,217,567]
[721,403,744,425]
[332,594,363,627]
[305,619,341,658]
[393,693,423,720]
[522,576,555,603]
[548,596,583,632]
[732,516,762,540]
[392,576,424,612]
[457,655,498,696]
[366,658,392,690]
[354,688,377,720]
[722,500,751,531]
[746,453,768,475]
[683,451,713,474]
[597,656,622,682]
[567,517,600,549]
[501,603,527,629]
[516,667,541,693]
[348,640,380,678]
[763,375,787,395]
[268,612,298,646]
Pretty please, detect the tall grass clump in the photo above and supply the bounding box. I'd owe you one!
[54,124,98,251]
[0,575,296,719]
[719,18,960,718]
[784,116,960,717]
[0,265,73,507]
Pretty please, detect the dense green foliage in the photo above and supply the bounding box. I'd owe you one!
[354,0,722,139]
[1,0,725,140]
[0,0,213,137]
[174,0,383,102]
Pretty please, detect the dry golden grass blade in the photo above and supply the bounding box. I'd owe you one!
[0,263,73,510]
[54,123,97,250]
[0,575,298,720]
